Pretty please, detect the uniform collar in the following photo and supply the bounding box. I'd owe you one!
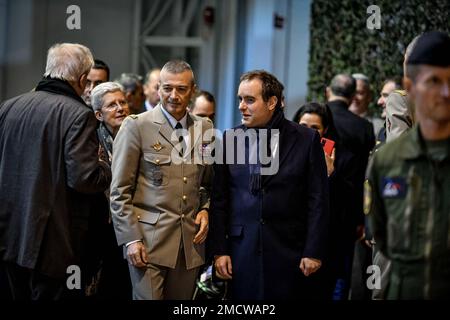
[158,104,188,129]
[401,125,450,161]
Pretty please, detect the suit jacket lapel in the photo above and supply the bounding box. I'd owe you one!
[186,114,201,157]
[262,121,296,186]
[153,104,176,148]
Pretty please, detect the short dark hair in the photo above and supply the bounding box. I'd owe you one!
[240,70,284,109]
[329,74,356,99]
[93,59,110,81]
[293,102,330,130]
[293,102,340,141]
[193,90,216,110]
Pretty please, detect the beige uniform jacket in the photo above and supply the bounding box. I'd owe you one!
[385,90,414,143]
[110,104,213,270]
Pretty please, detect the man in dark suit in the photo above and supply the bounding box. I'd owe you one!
[0,43,111,300]
[326,74,375,299]
[210,70,329,300]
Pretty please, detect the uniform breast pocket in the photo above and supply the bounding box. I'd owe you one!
[385,172,423,257]
[143,152,172,186]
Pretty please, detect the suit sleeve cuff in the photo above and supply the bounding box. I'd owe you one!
[125,239,142,247]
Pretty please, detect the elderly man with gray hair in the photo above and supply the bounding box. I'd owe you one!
[350,73,384,137]
[0,43,111,300]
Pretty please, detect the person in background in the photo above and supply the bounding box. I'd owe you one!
[190,90,216,123]
[86,82,132,299]
[350,73,384,138]
[143,68,161,111]
[326,74,375,300]
[385,35,421,142]
[0,43,111,300]
[81,59,110,107]
[115,73,146,114]
[294,102,358,300]
[375,79,401,143]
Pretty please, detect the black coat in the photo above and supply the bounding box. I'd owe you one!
[210,114,329,300]
[327,100,375,226]
[0,78,111,279]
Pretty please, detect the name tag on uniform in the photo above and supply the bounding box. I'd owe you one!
[381,177,407,198]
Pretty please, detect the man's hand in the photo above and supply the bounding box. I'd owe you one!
[126,241,149,268]
[214,255,233,280]
[299,257,322,276]
[193,209,209,244]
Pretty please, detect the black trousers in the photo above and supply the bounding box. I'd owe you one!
[1,262,69,300]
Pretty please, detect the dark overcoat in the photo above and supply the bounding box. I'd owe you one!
[210,115,329,300]
[0,78,111,278]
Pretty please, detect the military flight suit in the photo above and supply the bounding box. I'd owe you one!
[385,90,415,143]
[367,125,450,299]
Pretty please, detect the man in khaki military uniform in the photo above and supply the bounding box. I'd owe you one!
[110,60,213,300]
[385,89,414,142]
[385,35,421,142]
[367,31,450,299]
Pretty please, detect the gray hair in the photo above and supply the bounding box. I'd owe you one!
[44,43,94,82]
[329,74,356,99]
[161,60,195,85]
[91,82,125,112]
[115,73,143,93]
[352,73,370,87]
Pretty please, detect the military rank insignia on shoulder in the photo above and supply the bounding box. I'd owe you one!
[393,90,407,96]
[128,114,139,119]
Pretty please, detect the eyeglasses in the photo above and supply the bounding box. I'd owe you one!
[103,100,128,110]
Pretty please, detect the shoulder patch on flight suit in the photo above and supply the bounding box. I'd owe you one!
[381,177,407,198]
[364,180,372,215]
[393,90,407,96]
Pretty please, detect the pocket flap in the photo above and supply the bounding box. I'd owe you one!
[143,152,171,165]
[229,225,243,237]
[137,210,161,225]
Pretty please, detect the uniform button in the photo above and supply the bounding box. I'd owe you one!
[260,218,265,225]
[183,177,187,183]
[155,159,160,165]
[182,195,187,201]
[181,214,185,218]
[137,215,141,219]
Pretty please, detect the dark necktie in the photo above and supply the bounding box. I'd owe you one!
[175,122,186,157]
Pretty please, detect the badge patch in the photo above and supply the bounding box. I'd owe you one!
[199,143,212,157]
[381,177,407,198]
[152,141,164,152]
